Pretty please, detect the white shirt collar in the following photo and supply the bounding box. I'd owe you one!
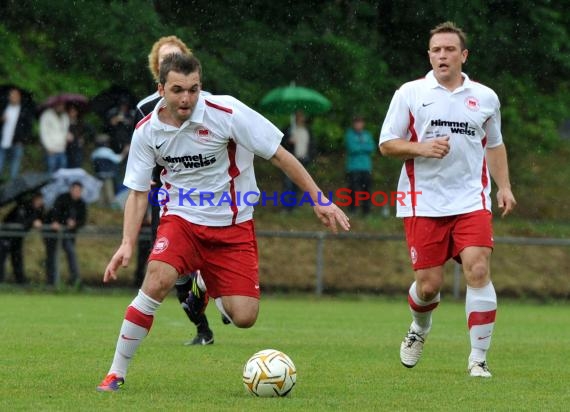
[426,70,472,92]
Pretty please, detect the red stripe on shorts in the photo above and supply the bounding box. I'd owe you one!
[125,305,154,330]
[468,309,496,330]
[408,294,439,313]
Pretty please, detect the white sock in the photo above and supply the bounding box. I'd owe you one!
[466,282,497,363]
[108,290,161,378]
[196,270,206,292]
[214,298,233,325]
[408,281,440,334]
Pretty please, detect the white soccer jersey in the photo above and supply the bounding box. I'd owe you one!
[124,94,283,226]
[379,70,503,217]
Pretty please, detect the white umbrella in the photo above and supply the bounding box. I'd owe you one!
[41,168,103,208]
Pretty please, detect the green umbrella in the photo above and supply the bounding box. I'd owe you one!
[259,85,332,115]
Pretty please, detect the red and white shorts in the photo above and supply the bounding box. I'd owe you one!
[403,209,493,270]
[148,215,259,299]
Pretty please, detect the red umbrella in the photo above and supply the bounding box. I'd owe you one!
[39,93,89,113]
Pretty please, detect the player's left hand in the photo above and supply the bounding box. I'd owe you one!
[313,199,350,234]
[496,188,517,217]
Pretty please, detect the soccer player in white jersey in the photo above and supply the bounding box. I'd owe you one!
[134,35,220,347]
[97,53,350,391]
[379,21,516,378]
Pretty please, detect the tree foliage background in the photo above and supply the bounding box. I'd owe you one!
[1,0,569,218]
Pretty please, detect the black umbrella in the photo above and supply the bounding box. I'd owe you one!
[91,85,138,119]
[0,172,53,207]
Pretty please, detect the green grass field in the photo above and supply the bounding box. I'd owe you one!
[0,292,568,411]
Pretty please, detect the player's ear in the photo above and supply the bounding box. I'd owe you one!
[462,48,469,64]
[158,83,165,97]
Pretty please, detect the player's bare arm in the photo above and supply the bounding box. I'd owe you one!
[270,146,350,233]
[379,136,450,159]
[103,189,150,282]
[486,144,517,217]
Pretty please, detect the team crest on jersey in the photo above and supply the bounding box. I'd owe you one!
[410,246,418,264]
[465,96,480,111]
[195,127,211,142]
[153,237,169,254]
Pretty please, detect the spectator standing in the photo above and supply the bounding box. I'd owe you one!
[0,193,44,284]
[43,181,87,286]
[39,101,69,174]
[105,96,135,155]
[0,87,35,179]
[66,103,95,168]
[345,115,375,217]
[282,110,312,211]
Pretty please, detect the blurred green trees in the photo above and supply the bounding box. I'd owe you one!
[1,0,569,218]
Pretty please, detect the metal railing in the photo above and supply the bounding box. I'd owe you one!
[1,224,569,296]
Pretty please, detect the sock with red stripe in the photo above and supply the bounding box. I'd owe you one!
[108,290,161,378]
[408,281,440,334]
[466,282,497,363]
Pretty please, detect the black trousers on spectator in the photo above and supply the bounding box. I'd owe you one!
[44,235,80,285]
[0,236,27,283]
[347,171,372,215]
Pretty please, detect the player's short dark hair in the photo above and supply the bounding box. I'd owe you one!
[159,53,202,85]
[429,21,467,50]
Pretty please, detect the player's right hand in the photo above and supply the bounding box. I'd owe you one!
[422,136,450,159]
[103,244,133,283]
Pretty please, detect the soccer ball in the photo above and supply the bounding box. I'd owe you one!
[242,349,297,397]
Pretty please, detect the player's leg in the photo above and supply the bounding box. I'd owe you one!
[400,216,451,368]
[97,260,178,392]
[198,220,260,328]
[176,271,215,345]
[400,267,443,368]
[186,270,231,326]
[452,210,495,377]
[460,245,495,378]
[215,295,259,328]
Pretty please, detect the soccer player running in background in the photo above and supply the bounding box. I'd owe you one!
[135,35,218,346]
[379,21,516,377]
[97,53,350,391]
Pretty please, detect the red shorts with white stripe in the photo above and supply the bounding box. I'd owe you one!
[403,209,493,270]
[148,215,259,299]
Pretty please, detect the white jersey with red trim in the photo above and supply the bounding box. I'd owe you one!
[379,70,503,217]
[124,94,283,226]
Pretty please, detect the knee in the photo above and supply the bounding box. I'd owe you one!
[230,311,257,328]
[142,264,176,299]
[417,283,440,301]
[465,261,490,287]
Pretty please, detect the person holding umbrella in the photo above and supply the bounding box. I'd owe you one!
[0,87,35,180]
[39,98,70,174]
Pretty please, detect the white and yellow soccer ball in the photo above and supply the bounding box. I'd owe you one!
[242,349,297,397]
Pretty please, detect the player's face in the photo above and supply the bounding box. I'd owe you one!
[159,70,201,126]
[428,33,468,86]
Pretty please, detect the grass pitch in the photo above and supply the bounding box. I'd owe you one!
[0,292,568,411]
